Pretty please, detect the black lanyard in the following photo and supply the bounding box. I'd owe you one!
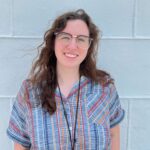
[58,77,81,150]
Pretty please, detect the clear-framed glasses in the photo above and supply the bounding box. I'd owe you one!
[54,32,93,49]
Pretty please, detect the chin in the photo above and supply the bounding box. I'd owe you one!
[63,63,80,69]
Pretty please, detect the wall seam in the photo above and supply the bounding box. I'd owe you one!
[10,0,14,37]
[1,36,150,40]
[132,0,137,38]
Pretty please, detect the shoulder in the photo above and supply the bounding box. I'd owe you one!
[86,79,120,109]
[82,75,116,95]
[96,69,114,86]
[91,79,116,95]
[17,79,41,107]
[104,82,118,96]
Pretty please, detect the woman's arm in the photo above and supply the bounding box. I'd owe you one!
[110,125,120,150]
[14,143,29,150]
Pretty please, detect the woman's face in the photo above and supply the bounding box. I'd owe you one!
[54,19,90,70]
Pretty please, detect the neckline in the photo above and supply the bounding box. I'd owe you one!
[55,75,87,99]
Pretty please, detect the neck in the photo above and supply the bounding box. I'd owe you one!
[57,64,80,86]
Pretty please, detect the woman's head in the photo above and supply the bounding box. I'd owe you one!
[55,19,92,70]
[43,9,99,75]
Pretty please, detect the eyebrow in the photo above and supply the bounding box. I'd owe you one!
[60,32,90,38]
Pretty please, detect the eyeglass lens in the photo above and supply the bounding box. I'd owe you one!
[55,32,92,49]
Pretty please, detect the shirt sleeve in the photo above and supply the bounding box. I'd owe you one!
[108,83,125,128]
[6,80,31,148]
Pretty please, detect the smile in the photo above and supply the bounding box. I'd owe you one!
[64,52,78,58]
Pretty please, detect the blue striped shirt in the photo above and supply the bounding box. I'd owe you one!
[7,76,125,150]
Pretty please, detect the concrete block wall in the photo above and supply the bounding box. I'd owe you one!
[0,0,149,149]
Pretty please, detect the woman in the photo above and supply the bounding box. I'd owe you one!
[7,9,124,150]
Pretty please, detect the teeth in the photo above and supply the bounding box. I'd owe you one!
[65,53,77,58]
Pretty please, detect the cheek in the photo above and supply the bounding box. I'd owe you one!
[82,49,88,59]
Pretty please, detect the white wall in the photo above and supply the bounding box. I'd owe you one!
[0,0,150,149]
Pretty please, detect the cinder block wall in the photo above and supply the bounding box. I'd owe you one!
[0,0,150,149]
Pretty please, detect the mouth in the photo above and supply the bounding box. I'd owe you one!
[64,52,79,58]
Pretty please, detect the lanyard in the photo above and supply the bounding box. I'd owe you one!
[58,77,81,150]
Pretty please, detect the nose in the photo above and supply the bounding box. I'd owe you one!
[67,37,78,49]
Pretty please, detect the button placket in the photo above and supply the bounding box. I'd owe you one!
[64,100,73,134]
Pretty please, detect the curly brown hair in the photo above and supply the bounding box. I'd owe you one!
[29,9,113,115]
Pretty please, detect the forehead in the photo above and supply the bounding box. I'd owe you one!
[62,19,90,35]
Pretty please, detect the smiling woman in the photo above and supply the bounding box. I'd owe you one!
[7,9,124,150]
[54,20,90,70]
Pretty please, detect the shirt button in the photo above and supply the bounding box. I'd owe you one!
[69,126,72,131]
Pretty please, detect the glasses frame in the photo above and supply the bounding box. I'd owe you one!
[54,32,93,49]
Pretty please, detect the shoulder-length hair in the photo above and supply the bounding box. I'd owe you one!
[29,9,113,114]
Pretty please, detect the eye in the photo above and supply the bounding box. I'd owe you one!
[57,33,71,41]
[77,36,87,43]
[61,35,70,40]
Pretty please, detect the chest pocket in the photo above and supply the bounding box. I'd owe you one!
[86,92,111,150]
[86,91,110,124]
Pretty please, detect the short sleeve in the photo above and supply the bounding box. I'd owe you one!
[6,80,31,148]
[108,84,125,128]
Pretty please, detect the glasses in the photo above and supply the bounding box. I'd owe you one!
[54,32,93,49]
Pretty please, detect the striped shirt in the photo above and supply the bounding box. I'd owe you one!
[7,76,125,150]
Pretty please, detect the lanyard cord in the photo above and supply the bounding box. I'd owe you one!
[58,77,81,150]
